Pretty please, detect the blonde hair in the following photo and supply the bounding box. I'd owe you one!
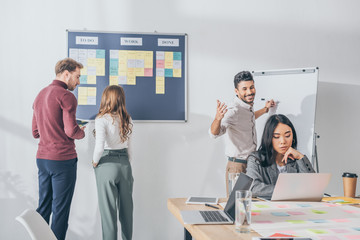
[97,85,132,142]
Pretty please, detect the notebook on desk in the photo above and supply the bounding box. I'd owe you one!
[259,173,331,202]
[180,173,253,224]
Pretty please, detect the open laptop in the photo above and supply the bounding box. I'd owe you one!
[260,173,331,202]
[180,173,253,224]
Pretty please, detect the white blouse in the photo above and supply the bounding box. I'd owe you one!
[92,114,132,163]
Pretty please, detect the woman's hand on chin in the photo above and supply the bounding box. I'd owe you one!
[282,147,304,163]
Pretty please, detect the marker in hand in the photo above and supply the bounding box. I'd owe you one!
[205,203,219,209]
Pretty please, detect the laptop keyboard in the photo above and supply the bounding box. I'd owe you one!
[199,211,228,222]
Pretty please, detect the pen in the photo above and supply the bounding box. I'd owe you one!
[205,203,219,209]
[257,197,271,202]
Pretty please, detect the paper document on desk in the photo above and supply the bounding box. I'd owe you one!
[250,201,360,239]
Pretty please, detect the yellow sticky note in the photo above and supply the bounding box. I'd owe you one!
[87,75,96,84]
[165,60,173,69]
[127,51,136,59]
[173,69,182,78]
[156,76,165,83]
[119,51,127,61]
[80,67,88,76]
[95,58,105,76]
[144,57,153,68]
[87,58,97,67]
[156,76,165,94]
[119,70,127,76]
[78,87,88,97]
[156,85,165,94]
[127,76,136,85]
[119,62,127,72]
[135,68,144,77]
[109,76,119,86]
[78,96,88,105]
[135,51,145,59]
[87,87,96,96]
[145,51,153,60]
[127,68,135,77]
[165,52,173,60]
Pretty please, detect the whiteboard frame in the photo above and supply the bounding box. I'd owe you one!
[252,67,319,166]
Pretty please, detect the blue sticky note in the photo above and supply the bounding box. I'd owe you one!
[173,52,181,60]
[96,49,105,58]
[87,96,96,105]
[271,212,290,217]
[80,75,87,84]
[109,58,118,67]
[109,67,118,76]
[165,69,173,77]
[353,227,360,231]
[297,203,312,207]
[309,219,328,223]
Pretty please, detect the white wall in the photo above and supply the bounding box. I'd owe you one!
[1,0,360,239]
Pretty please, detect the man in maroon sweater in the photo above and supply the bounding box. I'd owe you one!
[32,58,85,240]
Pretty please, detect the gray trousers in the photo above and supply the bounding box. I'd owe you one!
[94,149,134,240]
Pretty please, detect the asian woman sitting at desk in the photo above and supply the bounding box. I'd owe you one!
[246,114,315,197]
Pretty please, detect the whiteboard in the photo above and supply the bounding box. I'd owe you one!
[252,68,319,164]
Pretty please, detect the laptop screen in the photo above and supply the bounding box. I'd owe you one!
[224,173,253,219]
[271,173,331,201]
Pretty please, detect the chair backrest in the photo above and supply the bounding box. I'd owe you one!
[15,209,57,240]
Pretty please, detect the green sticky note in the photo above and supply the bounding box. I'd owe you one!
[307,229,328,234]
[312,210,327,214]
[286,220,306,224]
[254,204,270,208]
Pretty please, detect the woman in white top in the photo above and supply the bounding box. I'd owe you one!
[92,85,133,240]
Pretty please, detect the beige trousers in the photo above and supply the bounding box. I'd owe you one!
[225,161,247,197]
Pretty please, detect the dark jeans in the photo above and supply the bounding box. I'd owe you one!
[36,158,77,240]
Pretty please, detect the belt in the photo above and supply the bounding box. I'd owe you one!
[228,157,247,164]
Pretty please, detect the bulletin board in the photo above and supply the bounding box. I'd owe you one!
[67,30,187,121]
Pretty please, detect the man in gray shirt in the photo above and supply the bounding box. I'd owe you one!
[209,71,275,196]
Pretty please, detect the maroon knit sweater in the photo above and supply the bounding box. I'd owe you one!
[32,80,85,160]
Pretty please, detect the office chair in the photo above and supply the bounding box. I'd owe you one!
[15,209,57,240]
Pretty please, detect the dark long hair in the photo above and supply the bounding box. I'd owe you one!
[97,85,132,143]
[258,114,298,167]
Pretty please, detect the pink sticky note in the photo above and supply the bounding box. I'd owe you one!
[156,60,165,68]
[276,204,290,208]
[331,229,350,233]
[323,203,338,207]
[319,236,341,240]
[251,212,261,216]
[344,209,360,214]
[345,235,360,240]
[144,68,153,76]
[332,219,350,223]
